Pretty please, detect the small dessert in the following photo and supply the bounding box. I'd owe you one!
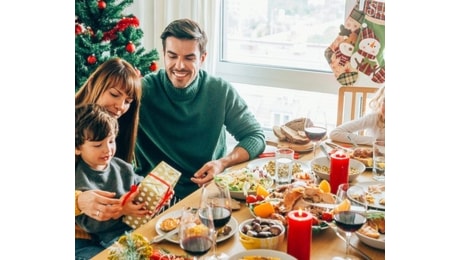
[160,217,180,232]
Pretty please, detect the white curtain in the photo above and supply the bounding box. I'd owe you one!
[126,0,220,73]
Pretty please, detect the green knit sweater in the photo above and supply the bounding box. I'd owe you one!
[135,69,266,199]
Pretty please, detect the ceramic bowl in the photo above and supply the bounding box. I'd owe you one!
[310,156,365,182]
[238,218,285,250]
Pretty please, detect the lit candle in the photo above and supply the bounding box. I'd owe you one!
[287,209,313,260]
[329,150,350,194]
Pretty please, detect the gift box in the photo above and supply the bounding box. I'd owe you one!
[123,161,181,229]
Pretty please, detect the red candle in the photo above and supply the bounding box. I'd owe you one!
[287,209,312,260]
[329,150,350,194]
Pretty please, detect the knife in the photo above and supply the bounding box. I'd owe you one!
[150,228,179,243]
[258,152,300,159]
[307,202,366,212]
[319,144,330,160]
[325,141,353,153]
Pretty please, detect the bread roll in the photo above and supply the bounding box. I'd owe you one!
[280,126,309,144]
[272,125,287,141]
[284,117,306,131]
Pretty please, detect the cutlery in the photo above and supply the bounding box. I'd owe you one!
[305,202,365,212]
[258,152,300,159]
[320,144,330,160]
[325,141,354,153]
[150,228,179,243]
[347,135,359,149]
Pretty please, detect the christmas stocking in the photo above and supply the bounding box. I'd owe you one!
[325,0,385,86]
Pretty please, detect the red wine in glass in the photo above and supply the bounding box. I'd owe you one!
[304,126,327,141]
[333,211,367,232]
[200,206,232,229]
[180,236,213,257]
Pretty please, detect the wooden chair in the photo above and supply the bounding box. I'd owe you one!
[336,86,379,130]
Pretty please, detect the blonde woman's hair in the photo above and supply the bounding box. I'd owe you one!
[369,86,385,129]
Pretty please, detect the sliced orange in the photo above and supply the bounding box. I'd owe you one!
[253,202,275,218]
[318,180,331,193]
[333,198,351,214]
[256,185,270,198]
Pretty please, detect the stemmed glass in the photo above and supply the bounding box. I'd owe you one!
[200,180,232,260]
[179,206,215,260]
[305,108,328,159]
[332,183,368,260]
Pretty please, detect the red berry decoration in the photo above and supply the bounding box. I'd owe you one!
[125,42,136,53]
[87,54,97,65]
[75,24,83,35]
[97,1,106,9]
[149,61,158,71]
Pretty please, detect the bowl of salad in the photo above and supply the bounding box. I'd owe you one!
[214,168,274,200]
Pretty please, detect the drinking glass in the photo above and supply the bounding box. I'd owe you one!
[332,183,368,260]
[179,206,215,260]
[305,109,328,159]
[200,180,232,259]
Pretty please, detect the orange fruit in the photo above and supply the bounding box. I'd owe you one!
[256,185,270,198]
[253,202,275,218]
[333,198,351,214]
[318,180,331,193]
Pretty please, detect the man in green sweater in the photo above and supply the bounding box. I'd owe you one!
[135,18,266,200]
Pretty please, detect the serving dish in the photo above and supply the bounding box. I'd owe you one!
[355,211,385,250]
[247,158,315,184]
[154,210,238,243]
[348,182,385,210]
[215,168,274,200]
[238,218,285,250]
[228,249,297,260]
[247,200,329,234]
[310,156,365,182]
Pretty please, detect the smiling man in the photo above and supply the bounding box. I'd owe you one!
[135,18,266,200]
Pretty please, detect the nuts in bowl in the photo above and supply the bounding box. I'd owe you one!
[238,217,285,250]
[310,157,365,182]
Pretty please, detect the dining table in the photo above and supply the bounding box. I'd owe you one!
[92,141,385,260]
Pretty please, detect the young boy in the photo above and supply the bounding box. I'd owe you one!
[75,104,149,257]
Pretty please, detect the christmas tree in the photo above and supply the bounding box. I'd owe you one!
[75,0,159,91]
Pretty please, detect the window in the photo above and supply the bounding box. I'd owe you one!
[217,0,353,149]
[216,0,354,95]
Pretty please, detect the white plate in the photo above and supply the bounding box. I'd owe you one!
[216,168,274,200]
[247,158,312,179]
[155,210,238,244]
[228,249,297,260]
[355,229,385,250]
[348,182,385,210]
[355,211,385,250]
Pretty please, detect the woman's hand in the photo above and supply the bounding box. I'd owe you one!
[77,190,122,221]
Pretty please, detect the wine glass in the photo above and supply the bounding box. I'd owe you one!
[332,183,368,260]
[179,206,215,260]
[305,108,328,159]
[199,180,232,259]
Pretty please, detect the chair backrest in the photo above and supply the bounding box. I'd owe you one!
[336,86,379,130]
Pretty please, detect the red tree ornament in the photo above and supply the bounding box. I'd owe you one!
[75,24,83,35]
[149,61,158,71]
[98,1,106,10]
[87,54,97,65]
[126,42,136,53]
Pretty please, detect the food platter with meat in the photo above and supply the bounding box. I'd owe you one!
[247,180,335,233]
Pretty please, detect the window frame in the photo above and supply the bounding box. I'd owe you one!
[214,0,357,95]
